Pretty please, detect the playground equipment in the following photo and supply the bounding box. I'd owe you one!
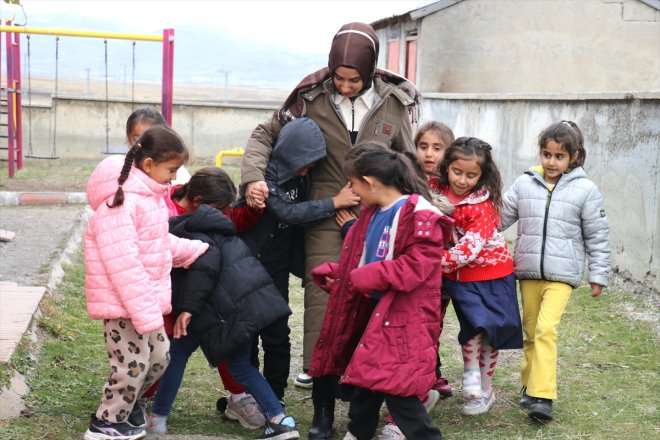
[0,23,175,177]
[215,147,244,168]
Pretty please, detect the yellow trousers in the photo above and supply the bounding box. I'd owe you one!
[519,280,573,400]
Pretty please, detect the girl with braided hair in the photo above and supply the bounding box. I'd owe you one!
[437,137,523,416]
[83,126,209,440]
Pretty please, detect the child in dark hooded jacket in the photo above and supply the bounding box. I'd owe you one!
[239,117,360,402]
[169,199,299,439]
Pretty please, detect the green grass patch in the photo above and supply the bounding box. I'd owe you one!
[0,253,657,439]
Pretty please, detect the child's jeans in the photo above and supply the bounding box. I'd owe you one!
[96,319,169,423]
[347,386,442,440]
[227,340,284,420]
[150,334,247,416]
[150,334,198,416]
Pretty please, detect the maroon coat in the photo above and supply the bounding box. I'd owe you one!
[309,194,453,397]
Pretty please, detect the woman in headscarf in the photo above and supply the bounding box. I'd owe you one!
[240,22,421,439]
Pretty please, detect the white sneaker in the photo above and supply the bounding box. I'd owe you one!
[145,413,168,435]
[422,389,440,414]
[293,371,313,389]
[344,432,359,440]
[377,423,404,440]
[463,388,495,416]
[225,394,266,429]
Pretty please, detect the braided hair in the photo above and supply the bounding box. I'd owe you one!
[108,126,188,208]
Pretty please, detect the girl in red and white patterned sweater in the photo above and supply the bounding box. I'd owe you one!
[437,137,523,416]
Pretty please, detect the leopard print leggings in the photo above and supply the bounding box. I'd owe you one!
[95,318,170,423]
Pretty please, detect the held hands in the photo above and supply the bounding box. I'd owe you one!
[590,283,603,297]
[173,311,192,339]
[332,183,361,209]
[246,181,269,209]
[335,208,358,228]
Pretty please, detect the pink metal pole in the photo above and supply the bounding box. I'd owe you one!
[5,22,15,177]
[161,28,174,125]
[14,30,22,170]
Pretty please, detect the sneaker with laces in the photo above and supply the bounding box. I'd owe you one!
[127,398,147,428]
[528,397,553,422]
[432,376,453,398]
[461,370,482,399]
[145,413,168,435]
[463,388,495,416]
[294,370,313,389]
[377,422,404,440]
[84,414,146,440]
[257,415,300,440]
[225,394,266,429]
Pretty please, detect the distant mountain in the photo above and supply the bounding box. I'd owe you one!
[21,13,326,90]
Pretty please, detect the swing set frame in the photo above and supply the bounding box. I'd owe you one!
[0,24,175,177]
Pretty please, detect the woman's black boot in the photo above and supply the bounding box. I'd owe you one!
[307,405,334,440]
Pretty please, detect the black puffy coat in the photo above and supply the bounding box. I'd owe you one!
[169,205,291,365]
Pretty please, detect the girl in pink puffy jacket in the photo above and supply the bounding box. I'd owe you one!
[83,126,208,440]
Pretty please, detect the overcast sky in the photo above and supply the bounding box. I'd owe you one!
[11,0,435,52]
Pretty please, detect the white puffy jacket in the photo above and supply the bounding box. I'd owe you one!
[499,166,610,288]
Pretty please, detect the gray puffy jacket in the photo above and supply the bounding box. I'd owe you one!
[499,166,610,288]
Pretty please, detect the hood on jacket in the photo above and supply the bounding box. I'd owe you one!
[86,155,169,210]
[266,117,327,186]
[328,22,379,91]
[169,204,236,239]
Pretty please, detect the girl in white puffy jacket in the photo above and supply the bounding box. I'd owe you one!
[499,120,610,423]
[83,126,208,440]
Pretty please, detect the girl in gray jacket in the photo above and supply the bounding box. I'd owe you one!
[499,120,610,422]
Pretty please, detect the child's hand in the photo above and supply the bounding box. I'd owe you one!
[323,276,336,288]
[246,181,268,209]
[173,312,192,339]
[332,183,361,209]
[590,283,603,297]
[335,208,358,228]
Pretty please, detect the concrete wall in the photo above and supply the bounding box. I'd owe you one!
[421,92,660,289]
[380,0,660,94]
[19,94,660,289]
[23,97,277,161]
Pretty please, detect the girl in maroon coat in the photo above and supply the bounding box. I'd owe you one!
[310,143,453,440]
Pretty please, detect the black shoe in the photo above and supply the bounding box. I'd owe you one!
[216,396,229,412]
[127,399,146,428]
[519,386,532,409]
[528,397,553,422]
[84,414,146,439]
[256,415,300,440]
[308,406,334,440]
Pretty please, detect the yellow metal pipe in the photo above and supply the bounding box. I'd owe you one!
[0,26,164,42]
[216,148,245,167]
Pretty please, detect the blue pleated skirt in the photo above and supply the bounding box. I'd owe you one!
[444,274,523,349]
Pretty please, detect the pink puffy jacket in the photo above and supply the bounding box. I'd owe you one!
[84,155,208,334]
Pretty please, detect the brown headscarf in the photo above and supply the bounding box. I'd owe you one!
[328,22,379,91]
[275,22,421,124]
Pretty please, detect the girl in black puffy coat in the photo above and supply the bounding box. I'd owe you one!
[169,173,300,440]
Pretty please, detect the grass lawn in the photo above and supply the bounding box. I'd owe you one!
[0,253,657,439]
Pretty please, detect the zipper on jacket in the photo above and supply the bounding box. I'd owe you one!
[540,176,560,278]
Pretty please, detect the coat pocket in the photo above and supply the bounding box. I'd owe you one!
[382,310,409,361]
[371,119,399,145]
